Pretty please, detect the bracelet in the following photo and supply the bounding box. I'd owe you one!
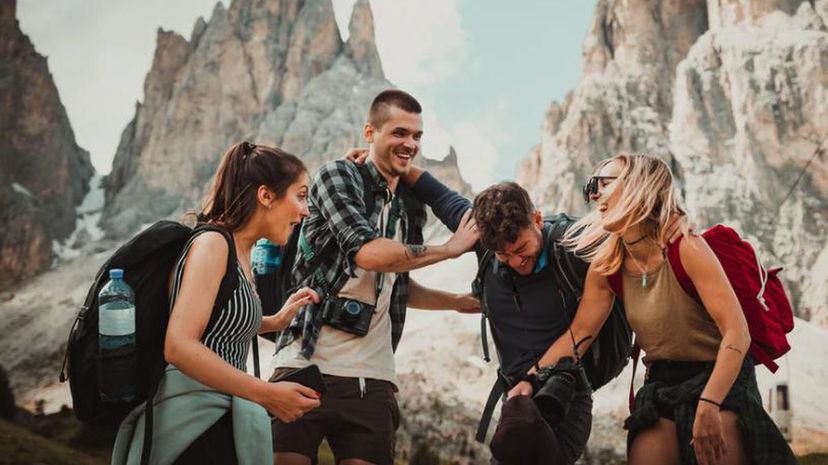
[698,397,722,409]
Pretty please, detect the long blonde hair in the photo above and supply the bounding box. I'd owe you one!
[565,153,689,275]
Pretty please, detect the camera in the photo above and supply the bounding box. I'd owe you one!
[321,296,374,337]
[533,357,590,426]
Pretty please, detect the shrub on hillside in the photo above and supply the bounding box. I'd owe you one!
[0,364,15,420]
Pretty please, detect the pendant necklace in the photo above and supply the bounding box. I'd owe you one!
[624,241,654,288]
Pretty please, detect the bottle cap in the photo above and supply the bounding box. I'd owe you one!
[109,268,124,279]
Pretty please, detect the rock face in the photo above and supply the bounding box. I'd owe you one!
[0,0,93,288]
[518,0,828,327]
[102,0,468,237]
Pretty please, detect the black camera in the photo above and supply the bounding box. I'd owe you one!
[320,296,374,337]
[533,357,590,426]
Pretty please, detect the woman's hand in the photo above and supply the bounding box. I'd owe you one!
[262,287,320,332]
[691,401,727,465]
[257,381,321,422]
[507,380,534,399]
[344,148,369,164]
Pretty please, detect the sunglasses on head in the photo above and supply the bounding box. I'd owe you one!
[582,176,618,203]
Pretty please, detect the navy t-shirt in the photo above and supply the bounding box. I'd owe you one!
[483,222,571,379]
[411,172,575,380]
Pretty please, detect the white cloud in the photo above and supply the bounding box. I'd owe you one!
[419,99,509,193]
[332,0,496,190]
[332,0,469,88]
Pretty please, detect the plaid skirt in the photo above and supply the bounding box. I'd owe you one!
[624,357,797,465]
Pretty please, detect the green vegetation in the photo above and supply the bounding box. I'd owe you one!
[0,418,106,465]
[0,405,823,465]
[800,453,828,465]
[0,365,15,421]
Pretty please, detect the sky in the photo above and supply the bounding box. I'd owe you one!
[16,0,596,192]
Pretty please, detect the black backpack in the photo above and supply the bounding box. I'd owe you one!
[58,221,238,459]
[254,162,378,339]
[473,213,633,442]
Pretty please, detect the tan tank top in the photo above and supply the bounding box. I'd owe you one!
[622,256,722,363]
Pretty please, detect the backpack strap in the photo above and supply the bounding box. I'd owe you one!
[192,224,239,311]
[475,370,510,443]
[473,249,495,362]
[665,235,700,302]
[607,271,623,296]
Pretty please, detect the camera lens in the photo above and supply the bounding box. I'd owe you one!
[534,372,577,425]
[343,300,362,322]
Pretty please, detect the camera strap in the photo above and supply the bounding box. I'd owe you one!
[373,193,403,300]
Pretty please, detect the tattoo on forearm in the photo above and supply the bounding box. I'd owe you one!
[405,244,428,260]
[723,344,743,355]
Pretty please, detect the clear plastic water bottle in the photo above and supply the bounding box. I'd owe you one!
[98,268,136,402]
[252,239,281,275]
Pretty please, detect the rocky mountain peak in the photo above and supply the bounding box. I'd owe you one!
[707,0,805,29]
[345,0,384,79]
[518,0,828,328]
[0,0,15,32]
[0,0,93,288]
[101,0,469,238]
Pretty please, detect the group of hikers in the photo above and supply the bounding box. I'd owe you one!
[111,89,797,465]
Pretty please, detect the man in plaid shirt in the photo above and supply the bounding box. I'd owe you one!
[270,90,480,465]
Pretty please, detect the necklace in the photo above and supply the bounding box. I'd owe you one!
[623,234,648,246]
[624,242,655,288]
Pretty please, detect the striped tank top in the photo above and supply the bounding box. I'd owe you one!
[169,232,262,371]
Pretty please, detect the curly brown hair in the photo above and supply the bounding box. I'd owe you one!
[473,182,535,251]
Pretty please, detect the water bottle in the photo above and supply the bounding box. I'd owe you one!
[252,239,281,275]
[98,268,136,402]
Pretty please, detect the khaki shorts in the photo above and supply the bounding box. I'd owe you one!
[270,369,400,465]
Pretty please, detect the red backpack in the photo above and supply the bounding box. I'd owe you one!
[609,225,794,373]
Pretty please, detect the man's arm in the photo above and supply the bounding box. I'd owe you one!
[354,209,478,273]
[312,161,478,275]
[406,165,473,233]
[407,277,480,313]
[343,152,473,233]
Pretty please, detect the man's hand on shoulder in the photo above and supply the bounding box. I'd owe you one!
[664,213,696,245]
[443,209,479,257]
[344,147,369,164]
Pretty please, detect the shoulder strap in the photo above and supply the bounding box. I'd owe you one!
[607,271,623,297]
[665,235,700,302]
[356,162,378,219]
[473,249,495,362]
[475,370,509,443]
[192,224,238,311]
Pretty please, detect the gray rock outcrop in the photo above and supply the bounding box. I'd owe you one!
[101,0,468,237]
[518,0,828,327]
[0,0,94,289]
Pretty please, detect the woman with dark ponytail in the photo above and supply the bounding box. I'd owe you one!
[113,142,321,465]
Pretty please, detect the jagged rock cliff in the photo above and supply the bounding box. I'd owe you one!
[518,0,828,327]
[102,0,467,237]
[0,0,93,288]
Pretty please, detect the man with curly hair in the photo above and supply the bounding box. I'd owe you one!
[403,175,596,464]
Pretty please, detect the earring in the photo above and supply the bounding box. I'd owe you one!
[267,203,272,209]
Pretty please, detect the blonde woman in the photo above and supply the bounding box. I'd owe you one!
[531,154,795,465]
